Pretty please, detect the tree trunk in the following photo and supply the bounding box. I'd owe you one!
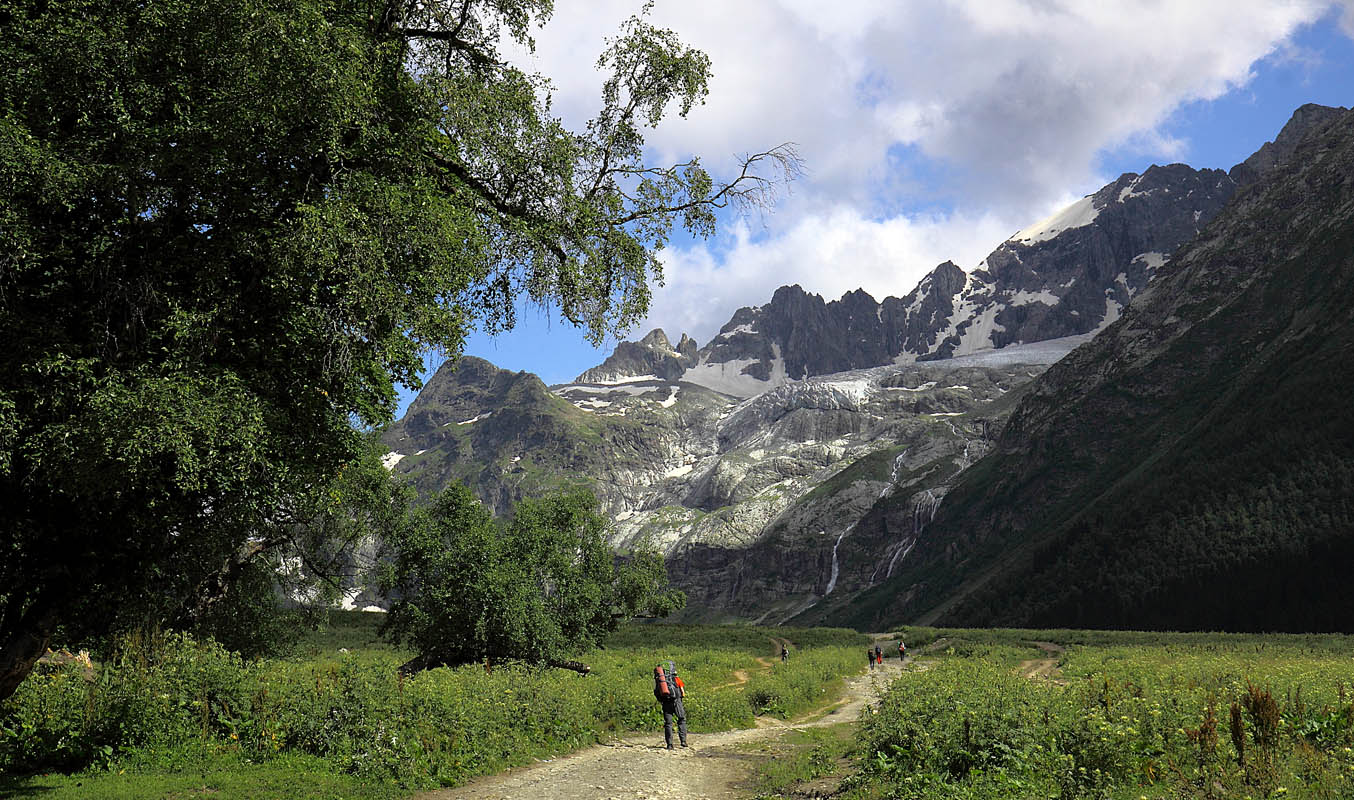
[396,655,592,676]
[174,539,270,629]
[546,659,591,675]
[0,600,62,703]
[397,653,438,676]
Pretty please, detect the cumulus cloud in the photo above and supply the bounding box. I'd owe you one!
[1340,0,1354,37]
[643,209,1020,345]
[506,0,1342,342]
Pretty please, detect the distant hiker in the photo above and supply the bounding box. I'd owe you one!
[868,648,875,670]
[897,641,906,660]
[653,661,688,749]
[781,645,789,663]
[874,644,882,666]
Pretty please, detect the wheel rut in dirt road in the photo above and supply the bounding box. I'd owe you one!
[422,639,906,800]
[1017,641,1065,684]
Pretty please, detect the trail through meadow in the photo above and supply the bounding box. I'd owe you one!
[420,636,905,800]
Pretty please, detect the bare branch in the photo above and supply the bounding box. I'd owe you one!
[614,143,802,225]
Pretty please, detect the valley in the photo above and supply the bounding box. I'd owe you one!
[8,5,1354,800]
[380,104,1354,633]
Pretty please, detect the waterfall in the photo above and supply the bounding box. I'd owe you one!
[869,487,945,584]
[880,451,907,499]
[885,539,917,577]
[888,489,941,578]
[823,522,856,596]
[826,450,913,596]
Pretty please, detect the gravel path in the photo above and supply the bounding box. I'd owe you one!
[420,646,907,800]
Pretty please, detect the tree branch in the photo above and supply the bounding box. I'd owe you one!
[391,27,503,68]
[614,143,801,225]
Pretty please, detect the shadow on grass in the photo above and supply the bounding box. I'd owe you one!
[0,774,58,796]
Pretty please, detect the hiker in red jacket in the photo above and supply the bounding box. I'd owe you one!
[653,661,688,749]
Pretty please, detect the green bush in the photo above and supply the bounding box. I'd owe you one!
[1,623,865,789]
[852,632,1354,800]
[0,630,252,772]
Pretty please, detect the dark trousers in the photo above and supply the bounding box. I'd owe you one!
[662,697,687,747]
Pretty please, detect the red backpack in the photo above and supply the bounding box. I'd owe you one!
[654,663,682,699]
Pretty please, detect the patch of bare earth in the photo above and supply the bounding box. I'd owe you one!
[1016,641,1065,684]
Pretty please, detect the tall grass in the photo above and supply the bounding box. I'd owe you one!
[1,622,865,790]
[853,630,1354,799]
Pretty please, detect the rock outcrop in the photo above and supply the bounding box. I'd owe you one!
[381,105,1349,627]
[577,161,1245,397]
[831,105,1354,633]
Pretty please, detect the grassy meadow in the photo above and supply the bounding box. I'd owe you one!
[759,627,1354,800]
[0,614,866,798]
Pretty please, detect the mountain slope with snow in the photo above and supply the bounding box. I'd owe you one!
[831,104,1354,633]
[380,104,1349,626]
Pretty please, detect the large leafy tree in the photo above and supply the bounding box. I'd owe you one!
[0,0,795,699]
[380,485,683,672]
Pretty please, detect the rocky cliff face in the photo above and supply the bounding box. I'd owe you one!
[577,105,1347,400]
[575,329,699,384]
[382,338,1080,619]
[830,105,1354,633]
[578,168,1244,398]
[382,105,1348,627]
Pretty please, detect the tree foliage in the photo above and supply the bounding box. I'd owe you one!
[180,437,417,658]
[0,0,789,699]
[379,485,684,670]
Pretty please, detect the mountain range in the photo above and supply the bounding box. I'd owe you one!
[826,103,1354,633]
[379,103,1353,631]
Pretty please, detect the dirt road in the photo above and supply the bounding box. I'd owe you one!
[421,644,907,800]
[1016,641,1065,683]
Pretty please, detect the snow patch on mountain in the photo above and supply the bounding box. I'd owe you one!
[717,323,757,338]
[1009,289,1059,306]
[1132,251,1168,271]
[1099,295,1124,331]
[941,335,1091,367]
[1118,175,1150,202]
[683,345,791,398]
[1011,195,1100,244]
[954,304,1006,356]
[590,374,661,385]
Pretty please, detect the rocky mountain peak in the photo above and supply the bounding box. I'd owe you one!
[639,328,675,352]
[1232,103,1347,183]
[574,326,699,384]
[574,104,1338,397]
[840,105,1354,633]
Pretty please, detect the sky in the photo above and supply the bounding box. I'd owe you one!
[397,0,1354,416]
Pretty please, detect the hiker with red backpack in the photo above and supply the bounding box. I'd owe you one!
[653,661,688,749]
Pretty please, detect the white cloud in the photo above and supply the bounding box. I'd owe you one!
[1340,0,1354,37]
[505,0,1342,342]
[644,209,1018,344]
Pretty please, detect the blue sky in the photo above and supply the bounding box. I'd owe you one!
[396,2,1354,417]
